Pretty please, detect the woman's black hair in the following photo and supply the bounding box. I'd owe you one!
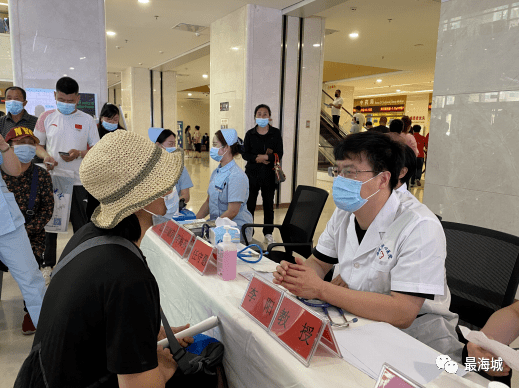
[156,129,176,144]
[215,130,242,156]
[195,125,200,130]
[254,104,271,117]
[185,125,191,133]
[99,103,124,129]
[100,213,141,243]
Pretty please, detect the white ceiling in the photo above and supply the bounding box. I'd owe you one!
[104,0,300,73]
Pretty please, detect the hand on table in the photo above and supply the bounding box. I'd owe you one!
[157,345,178,383]
[331,275,349,288]
[157,323,194,347]
[467,341,511,377]
[61,149,80,162]
[273,257,324,299]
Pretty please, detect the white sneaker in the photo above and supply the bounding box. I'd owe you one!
[41,266,52,287]
[264,234,275,247]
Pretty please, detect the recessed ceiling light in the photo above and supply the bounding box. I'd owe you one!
[231,47,239,51]
[106,31,116,36]
[0,2,8,5]
[313,43,320,47]
[349,32,359,38]
[63,74,67,76]
[396,89,401,92]
[138,0,149,3]
[376,79,382,83]
[188,93,192,96]
[69,67,74,70]
[80,57,86,60]
[139,62,143,65]
[202,74,208,79]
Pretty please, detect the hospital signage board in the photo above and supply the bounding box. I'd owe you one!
[240,275,284,330]
[152,221,167,236]
[160,220,180,246]
[187,238,215,275]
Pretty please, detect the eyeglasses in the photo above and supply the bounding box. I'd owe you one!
[328,166,380,179]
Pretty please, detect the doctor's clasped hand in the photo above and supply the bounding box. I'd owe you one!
[274,257,327,300]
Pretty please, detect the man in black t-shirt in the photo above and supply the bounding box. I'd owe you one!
[15,131,188,387]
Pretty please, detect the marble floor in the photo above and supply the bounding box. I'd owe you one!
[2,156,515,387]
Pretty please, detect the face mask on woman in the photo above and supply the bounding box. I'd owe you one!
[210,146,227,162]
[13,144,37,163]
[101,121,118,131]
[256,118,269,128]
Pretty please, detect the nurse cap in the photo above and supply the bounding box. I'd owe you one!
[148,127,165,143]
[79,130,183,229]
[221,129,238,146]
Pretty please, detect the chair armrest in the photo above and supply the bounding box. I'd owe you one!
[241,224,283,245]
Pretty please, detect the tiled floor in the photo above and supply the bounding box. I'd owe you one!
[2,156,515,388]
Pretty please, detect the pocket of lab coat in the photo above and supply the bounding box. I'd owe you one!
[368,261,392,294]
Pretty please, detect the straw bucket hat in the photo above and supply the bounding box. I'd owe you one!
[79,130,183,229]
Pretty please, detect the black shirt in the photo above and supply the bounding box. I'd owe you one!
[0,110,39,137]
[32,223,161,387]
[242,125,284,176]
[368,125,389,134]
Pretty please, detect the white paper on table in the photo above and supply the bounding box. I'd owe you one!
[333,322,445,385]
[460,326,519,371]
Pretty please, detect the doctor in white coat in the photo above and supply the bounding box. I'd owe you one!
[274,132,462,361]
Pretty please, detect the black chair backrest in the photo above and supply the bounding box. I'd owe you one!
[280,185,329,258]
[442,221,519,329]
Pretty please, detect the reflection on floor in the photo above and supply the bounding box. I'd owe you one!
[0,155,446,387]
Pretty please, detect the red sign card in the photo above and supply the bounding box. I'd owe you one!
[152,222,167,236]
[187,238,214,274]
[240,275,283,329]
[160,220,179,245]
[320,323,342,358]
[171,227,194,257]
[270,296,325,363]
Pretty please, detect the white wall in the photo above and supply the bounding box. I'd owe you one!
[177,98,210,136]
[0,34,12,81]
[424,0,519,235]
[405,93,430,135]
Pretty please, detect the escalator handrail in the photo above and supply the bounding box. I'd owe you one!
[321,109,348,140]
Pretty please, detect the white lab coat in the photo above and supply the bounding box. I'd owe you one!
[316,191,462,361]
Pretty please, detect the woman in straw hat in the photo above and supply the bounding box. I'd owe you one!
[196,129,253,242]
[15,130,193,388]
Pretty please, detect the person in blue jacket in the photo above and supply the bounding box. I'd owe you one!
[0,132,46,331]
[149,127,193,205]
[196,129,253,242]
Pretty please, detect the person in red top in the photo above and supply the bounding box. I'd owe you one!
[412,125,427,186]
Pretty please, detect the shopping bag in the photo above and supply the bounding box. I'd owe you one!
[45,168,75,233]
[273,153,286,184]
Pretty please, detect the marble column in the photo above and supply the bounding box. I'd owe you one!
[8,0,107,110]
[121,67,151,138]
[423,0,519,235]
[162,71,177,134]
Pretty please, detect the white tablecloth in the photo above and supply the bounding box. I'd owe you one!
[141,231,489,388]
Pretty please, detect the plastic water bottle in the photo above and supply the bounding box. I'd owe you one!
[217,227,237,281]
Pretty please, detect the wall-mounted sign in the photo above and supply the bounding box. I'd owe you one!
[220,102,229,111]
[358,105,405,113]
[355,95,407,108]
[220,118,228,129]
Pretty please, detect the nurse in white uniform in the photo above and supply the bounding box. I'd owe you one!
[0,133,46,326]
[196,129,253,242]
[274,131,462,361]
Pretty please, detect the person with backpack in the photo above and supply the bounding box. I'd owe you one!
[15,131,193,387]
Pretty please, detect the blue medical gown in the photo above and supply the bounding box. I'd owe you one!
[208,160,253,242]
[176,167,193,196]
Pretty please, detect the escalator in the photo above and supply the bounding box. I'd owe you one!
[318,90,352,172]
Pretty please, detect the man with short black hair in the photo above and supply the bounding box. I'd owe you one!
[350,105,365,134]
[326,89,344,129]
[274,131,462,361]
[0,86,39,138]
[365,121,373,130]
[34,77,100,267]
[370,116,388,133]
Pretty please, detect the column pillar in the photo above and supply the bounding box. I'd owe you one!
[162,71,177,133]
[8,0,107,111]
[423,0,518,235]
[121,67,150,138]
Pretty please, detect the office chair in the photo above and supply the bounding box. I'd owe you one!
[242,185,329,264]
[442,221,519,330]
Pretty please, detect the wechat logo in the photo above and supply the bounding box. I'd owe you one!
[436,355,458,374]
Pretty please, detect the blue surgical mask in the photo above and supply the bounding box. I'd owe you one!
[210,146,227,162]
[332,173,380,212]
[165,147,176,153]
[256,118,269,128]
[56,101,76,115]
[13,144,37,163]
[6,100,24,115]
[101,121,118,131]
